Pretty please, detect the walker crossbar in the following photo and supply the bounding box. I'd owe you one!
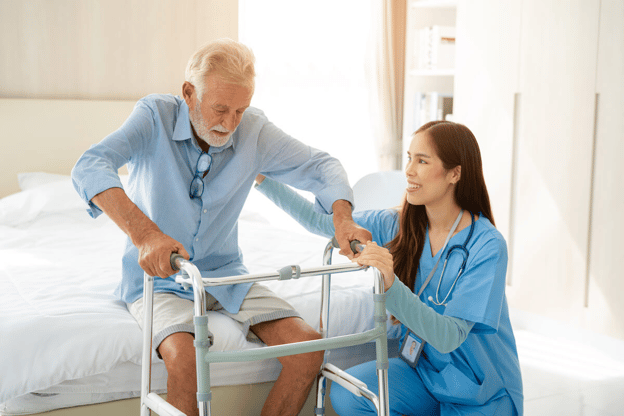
[200,328,385,363]
[140,241,390,416]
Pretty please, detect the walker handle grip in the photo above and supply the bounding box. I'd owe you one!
[170,253,185,271]
[331,237,363,254]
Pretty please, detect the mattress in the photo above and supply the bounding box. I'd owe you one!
[0,173,399,415]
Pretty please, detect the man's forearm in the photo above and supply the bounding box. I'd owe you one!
[91,187,162,247]
[331,199,353,227]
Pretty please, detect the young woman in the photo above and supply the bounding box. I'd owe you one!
[255,121,523,416]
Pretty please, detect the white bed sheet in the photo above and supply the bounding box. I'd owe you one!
[0,174,392,414]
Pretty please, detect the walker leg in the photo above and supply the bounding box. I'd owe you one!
[373,269,390,416]
[315,373,327,416]
[141,272,155,416]
[195,315,213,416]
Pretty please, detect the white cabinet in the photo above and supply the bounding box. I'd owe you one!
[453,0,521,245]
[510,0,601,323]
[402,0,456,164]
[454,0,624,341]
[586,0,624,338]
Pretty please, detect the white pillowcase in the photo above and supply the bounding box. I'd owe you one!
[0,173,129,227]
[18,172,70,191]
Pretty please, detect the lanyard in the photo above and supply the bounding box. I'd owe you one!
[417,210,463,297]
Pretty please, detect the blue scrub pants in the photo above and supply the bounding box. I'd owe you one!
[329,358,516,416]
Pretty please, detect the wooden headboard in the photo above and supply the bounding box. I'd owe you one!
[0,98,136,198]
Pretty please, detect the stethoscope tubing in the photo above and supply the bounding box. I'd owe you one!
[431,212,476,306]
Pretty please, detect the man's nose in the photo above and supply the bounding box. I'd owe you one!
[222,112,238,131]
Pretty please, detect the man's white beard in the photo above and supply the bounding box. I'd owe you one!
[189,101,233,147]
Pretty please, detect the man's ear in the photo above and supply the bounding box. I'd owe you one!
[182,81,195,106]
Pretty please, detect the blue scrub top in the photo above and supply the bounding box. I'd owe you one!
[366,210,523,415]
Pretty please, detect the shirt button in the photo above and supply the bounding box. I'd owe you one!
[203,209,208,214]
[195,238,199,242]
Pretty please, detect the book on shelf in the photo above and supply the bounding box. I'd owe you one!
[415,25,456,71]
[412,92,454,131]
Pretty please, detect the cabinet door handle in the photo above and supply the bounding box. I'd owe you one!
[584,92,600,308]
[507,93,521,287]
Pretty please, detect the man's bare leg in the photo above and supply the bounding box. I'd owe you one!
[251,317,325,416]
[157,318,323,416]
[158,332,199,416]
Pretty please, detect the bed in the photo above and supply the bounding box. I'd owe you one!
[0,100,401,416]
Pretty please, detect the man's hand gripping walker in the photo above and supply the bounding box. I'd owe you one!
[139,239,390,416]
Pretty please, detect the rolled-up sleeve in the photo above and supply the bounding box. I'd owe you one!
[71,101,153,218]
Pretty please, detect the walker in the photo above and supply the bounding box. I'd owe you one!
[139,238,390,416]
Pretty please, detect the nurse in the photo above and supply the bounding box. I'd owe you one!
[255,121,523,415]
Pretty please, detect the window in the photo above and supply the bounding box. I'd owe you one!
[239,0,376,184]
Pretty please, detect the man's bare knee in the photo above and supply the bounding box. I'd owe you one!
[158,332,197,377]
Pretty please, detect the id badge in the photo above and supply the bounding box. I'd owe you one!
[399,331,426,368]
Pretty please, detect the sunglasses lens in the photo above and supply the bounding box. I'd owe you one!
[190,177,204,198]
[197,153,211,173]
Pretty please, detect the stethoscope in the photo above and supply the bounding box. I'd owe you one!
[417,209,476,307]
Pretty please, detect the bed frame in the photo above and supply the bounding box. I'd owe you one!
[23,385,336,416]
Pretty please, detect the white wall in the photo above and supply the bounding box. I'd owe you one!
[0,0,238,100]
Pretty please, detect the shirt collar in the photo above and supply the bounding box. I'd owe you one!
[172,98,237,154]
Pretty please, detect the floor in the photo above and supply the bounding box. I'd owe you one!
[515,329,624,415]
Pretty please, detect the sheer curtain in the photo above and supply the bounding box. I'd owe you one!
[369,0,406,171]
[239,0,377,184]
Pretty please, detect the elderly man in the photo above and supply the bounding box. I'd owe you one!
[71,38,371,416]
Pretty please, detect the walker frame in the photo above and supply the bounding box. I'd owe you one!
[139,239,390,416]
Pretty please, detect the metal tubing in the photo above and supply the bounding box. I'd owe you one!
[373,268,390,416]
[162,242,390,416]
[175,262,365,287]
[319,239,335,340]
[168,256,212,415]
[316,239,336,415]
[140,272,154,416]
[144,393,186,416]
[175,258,211,416]
[203,328,385,363]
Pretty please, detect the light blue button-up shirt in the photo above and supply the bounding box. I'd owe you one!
[71,94,353,313]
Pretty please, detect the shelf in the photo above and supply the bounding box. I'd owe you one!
[410,0,457,9]
[409,69,455,76]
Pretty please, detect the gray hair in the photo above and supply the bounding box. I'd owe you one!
[185,38,256,101]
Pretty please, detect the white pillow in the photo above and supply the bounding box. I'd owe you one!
[0,180,86,226]
[1,173,130,226]
[18,172,71,191]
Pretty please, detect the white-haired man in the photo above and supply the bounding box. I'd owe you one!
[72,38,371,416]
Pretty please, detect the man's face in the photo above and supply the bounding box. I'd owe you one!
[185,74,253,147]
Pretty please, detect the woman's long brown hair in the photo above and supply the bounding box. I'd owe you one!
[387,121,495,291]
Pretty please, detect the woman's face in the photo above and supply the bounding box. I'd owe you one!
[405,132,459,208]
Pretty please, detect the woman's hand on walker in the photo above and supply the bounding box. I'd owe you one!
[353,241,395,290]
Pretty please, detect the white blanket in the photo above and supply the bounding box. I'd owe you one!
[0,173,382,406]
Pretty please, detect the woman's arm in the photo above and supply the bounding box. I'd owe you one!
[386,278,474,353]
[255,175,336,238]
[355,242,473,353]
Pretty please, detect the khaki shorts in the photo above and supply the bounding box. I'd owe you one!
[127,283,300,351]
